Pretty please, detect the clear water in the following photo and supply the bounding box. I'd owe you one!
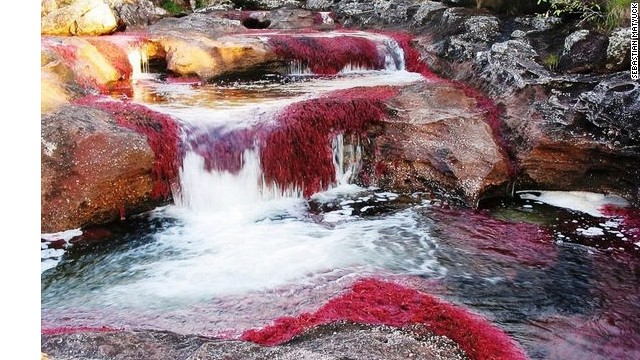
[41,42,640,359]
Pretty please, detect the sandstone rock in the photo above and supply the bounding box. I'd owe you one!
[41,105,157,233]
[41,0,118,36]
[41,67,71,113]
[364,82,511,205]
[156,33,278,79]
[41,0,58,17]
[41,36,132,95]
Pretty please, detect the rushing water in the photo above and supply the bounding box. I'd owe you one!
[41,33,640,360]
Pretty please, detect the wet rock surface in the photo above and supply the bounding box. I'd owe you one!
[41,105,158,233]
[41,323,469,360]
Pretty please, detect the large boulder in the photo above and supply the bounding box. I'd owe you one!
[41,105,157,233]
[361,82,512,205]
[41,0,119,36]
[155,33,279,79]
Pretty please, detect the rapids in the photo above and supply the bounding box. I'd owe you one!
[41,31,640,360]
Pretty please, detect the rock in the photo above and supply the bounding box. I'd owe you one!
[412,8,640,206]
[106,0,162,27]
[364,82,512,205]
[606,27,632,72]
[559,30,609,74]
[41,105,158,233]
[41,36,134,96]
[413,1,448,26]
[41,324,469,360]
[156,33,279,79]
[577,73,640,145]
[41,0,118,36]
[441,0,476,7]
[41,67,71,113]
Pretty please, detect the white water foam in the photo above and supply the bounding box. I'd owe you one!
[518,190,630,217]
[41,228,82,273]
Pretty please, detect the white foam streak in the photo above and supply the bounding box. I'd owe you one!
[518,190,629,217]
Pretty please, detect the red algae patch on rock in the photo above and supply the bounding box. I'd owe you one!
[74,96,181,200]
[261,86,398,197]
[267,35,385,75]
[242,278,528,360]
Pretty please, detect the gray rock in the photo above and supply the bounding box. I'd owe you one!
[413,1,447,26]
[606,27,632,71]
[563,29,590,55]
[577,73,640,145]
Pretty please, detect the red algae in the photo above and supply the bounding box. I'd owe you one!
[42,326,119,336]
[261,86,397,197]
[268,35,385,75]
[74,96,181,200]
[242,278,528,360]
[600,204,640,240]
[188,126,259,173]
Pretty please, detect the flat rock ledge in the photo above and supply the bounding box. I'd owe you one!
[41,322,469,360]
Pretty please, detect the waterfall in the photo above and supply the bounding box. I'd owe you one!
[175,149,303,212]
[332,133,363,186]
[127,46,149,82]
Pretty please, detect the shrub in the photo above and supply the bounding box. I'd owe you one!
[537,0,632,30]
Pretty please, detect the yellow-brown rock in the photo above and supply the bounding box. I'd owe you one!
[158,34,278,79]
[41,0,118,36]
[41,36,129,99]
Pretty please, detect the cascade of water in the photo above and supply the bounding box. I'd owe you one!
[332,133,363,186]
[127,46,149,82]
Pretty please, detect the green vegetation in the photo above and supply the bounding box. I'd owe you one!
[537,0,632,30]
[542,53,561,71]
[160,0,185,14]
